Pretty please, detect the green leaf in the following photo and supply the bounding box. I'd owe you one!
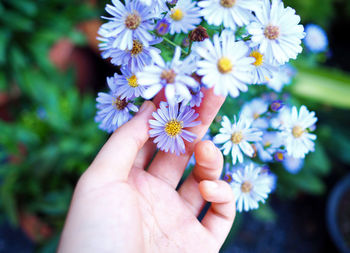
[304,142,331,175]
[251,203,277,223]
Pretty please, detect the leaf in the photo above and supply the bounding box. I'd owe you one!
[251,203,277,223]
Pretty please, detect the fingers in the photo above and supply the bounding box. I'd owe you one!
[178,141,223,216]
[199,180,235,245]
[147,88,225,188]
[87,101,156,184]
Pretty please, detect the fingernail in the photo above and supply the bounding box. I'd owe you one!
[138,101,155,114]
[204,180,218,190]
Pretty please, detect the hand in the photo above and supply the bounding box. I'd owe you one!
[58,89,236,253]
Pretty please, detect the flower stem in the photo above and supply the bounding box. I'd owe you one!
[162,36,187,54]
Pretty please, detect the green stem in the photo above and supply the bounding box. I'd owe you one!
[162,36,187,54]
[187,40,193,55]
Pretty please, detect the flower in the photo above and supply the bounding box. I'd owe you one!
[99,0,155,50]
[283,155,304,174]
[213,115,263,164]
[149,102,200,155]
[139,0,169,17]
[189,26,209,42]
[256,131,281,162]
[107,67,145,99]
[137,47,199,105]
[167,0,202,35]
[155,18,170,36]
[270,100,284,112]
[279,105,317,158]
[198,0,257,30]
[240,98,269,129]
[107,38,162,73]
[195,30,255,97]
[230,163,273,212]
[188,87,203,107]
[304,24,328,53]
[249,47,277,84]
[95,92,138,133]
[247,0,305,65]
[266,64,295,92]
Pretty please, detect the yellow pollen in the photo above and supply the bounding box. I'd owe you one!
[127,75,138,88]
[231,131,243,144]
[264,141,272,148]
[250,51,264,66]
[170,8,184,21]
[276,152,284,161]
[217,57,233,74]
[220,0,236,8]
[164,119,183,137]
[125,13,141,30]
[292,125,304,138]
[130,40,143,55]
[241,181,253,193]
[113,97,128,110]
[253,112,260,119]
[264,25,280,40]
[161,69,176,84]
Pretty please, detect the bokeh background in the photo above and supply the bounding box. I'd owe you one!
[0,0,350,252]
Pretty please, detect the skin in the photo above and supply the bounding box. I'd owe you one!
[58,88,236,253]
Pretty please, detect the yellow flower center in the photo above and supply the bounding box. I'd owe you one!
[253,112,260,119]
[250,51,264,66]
[113,97,128,110]
[264,25,280,40]
[220,0,236,8]
[292,125,304,138]
[125,12,141,30]
[130,40,143,55]
[231,131,243,144]
[241,181,253,193]
[276,152,284,161]
[164,119,183,137]
[264,141,272,148]
[161,69,176,84]
[217,57,233,74]
[170,8,184,21]
[127,75,138,88]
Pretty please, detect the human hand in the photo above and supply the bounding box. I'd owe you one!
[58,88,235,253]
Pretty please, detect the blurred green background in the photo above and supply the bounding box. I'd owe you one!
[0,0,350,252]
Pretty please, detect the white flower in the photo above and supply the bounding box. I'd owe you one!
[247,0,305,65]
[256,131,281,162]
[230,163,273,212]
[249,47,278,84]
[195,30,255,97]
[167,0,202,35]
[137,47,199,105]
[266,64,295,92]
[139,0,169,17]
[283,155,304,174]
[213,115,263,164]
[198,0,258,30]
[240,98,269,129]
[280,105,317,158]
[304,24,328,53]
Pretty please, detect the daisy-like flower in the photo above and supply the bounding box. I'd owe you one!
[139,0,169,17]
[304,24,328,53]
[240,98,269,129]
[256,131,281,162]
[107,67,145,99]
[137,47,199,105]
[283,155,304,174]
[99,0,155,50]
[198,0,257,30]
[266,64,295,92]
[247,0,305,65]
[188,87,203,107]
[279,105,317,158]
[195,30,255,97]
[95,92,138,133]
[230,163,273,212]
[149,102,200,155]
[213,115,263,164]
[107,38,161,73]
[249,47,277,84]
[167,0,202,35]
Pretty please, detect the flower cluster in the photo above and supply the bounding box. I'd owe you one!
[95,0,317,212]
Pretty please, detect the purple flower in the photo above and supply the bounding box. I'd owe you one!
[155,19,170,36]
[189,87,203,107]
[149,102,200,155]
[95,92,138,133]
[270,100,284,112]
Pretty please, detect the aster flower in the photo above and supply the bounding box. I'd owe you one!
[195,30,255,97]
[230,163,273,212]
[279,105,317,158]
[107,38,162,73]
[283,155,304,174]
[137,47,199,105]
[256,131,281,162]
[249,47,277,84]
[213,115,263,164]
[198,0,257,30]
[240,98,269,129]
[304,24,328,53]
[167,0,202,35]
[107,67,145,99]
[266,64,295,92]
[155,18,170,36]
[139,0,169,17]
[247,0,305,65]
[149,102,200,155]
[99,0,155,50]
[95,92,138,133]
[188,87,203,107]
